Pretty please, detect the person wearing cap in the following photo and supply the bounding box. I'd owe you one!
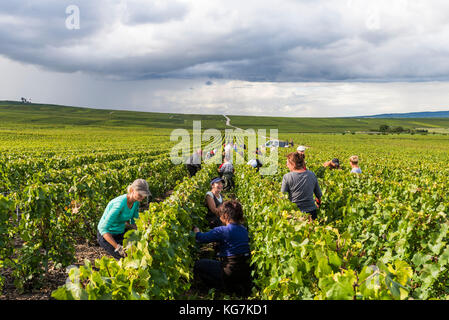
[97,179,151,260]
[282,152,322,220]
[205,177,224,228]
[297,145,306,155]
[224,143,233,159]
[296,146,307,169]
[323,158,341,170]
[193,200,252,296]
[349,155,362,174]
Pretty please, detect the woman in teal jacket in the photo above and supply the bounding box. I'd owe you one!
[97,179,150,260]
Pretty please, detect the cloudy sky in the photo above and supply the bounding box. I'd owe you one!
[1,0,449,117]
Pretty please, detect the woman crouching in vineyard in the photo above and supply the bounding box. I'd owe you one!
[193,200,252,296]
[205,177,225,228]
[97,179,151,260]
[281,152,322,220]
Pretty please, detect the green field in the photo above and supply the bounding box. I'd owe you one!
[1,100,449,300]
[0,101,227,131]
[2,101,449,134]
[224,115,449,133]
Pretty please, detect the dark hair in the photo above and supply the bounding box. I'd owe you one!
[331,158,340,169]
[218,200,244,224]
[287,152,305,170]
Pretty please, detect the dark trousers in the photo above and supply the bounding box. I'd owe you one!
[186,164,201,177]
[194,259,224,290]
[297,204,318,220]
[194,255,252,297]
[221,172,234,191]
[206,212,224,229]
[97,230,124,260]
[307,209,318,220]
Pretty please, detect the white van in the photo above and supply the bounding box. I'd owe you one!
[264,139,289,148]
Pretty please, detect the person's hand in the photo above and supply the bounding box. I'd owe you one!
[126,222,138,230]
[114,244,127,257]
[315,197,321,209]
[308,215,313,223]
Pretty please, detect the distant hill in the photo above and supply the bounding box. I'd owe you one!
[359,111,449,118]
[0,100,227,130]
[1,100,449,133]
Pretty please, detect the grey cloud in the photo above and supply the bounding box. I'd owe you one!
[123,0,189,25]
[0,2,105,44]
[2,54,449,117]
[1,1,449,82]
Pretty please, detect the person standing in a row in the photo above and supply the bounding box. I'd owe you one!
[350,155,362,174]
[281,152,322,220]
[219,156,234,191]
[296,145,307,169]
[186,149,202,177]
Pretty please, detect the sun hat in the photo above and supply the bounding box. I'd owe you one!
[210,177,224,186]
[297,145,306,152]
[128,179,151,197]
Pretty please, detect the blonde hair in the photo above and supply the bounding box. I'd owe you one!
[127,179,151,197]
[349,155,359,164]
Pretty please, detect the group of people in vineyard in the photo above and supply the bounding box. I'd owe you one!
[95,173,252,296]
[95,142,362,296]
[196,178,252,296]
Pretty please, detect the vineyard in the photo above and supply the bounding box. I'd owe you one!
[1,116,449,300]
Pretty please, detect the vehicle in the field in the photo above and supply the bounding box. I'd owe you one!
[263,139,290,148]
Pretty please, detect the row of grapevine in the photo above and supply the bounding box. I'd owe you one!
[0,149,168,193]
[234,164,414,300]
[316,169,449,299]
[3,154,188,292]
[52,164,217,299]
[267,143,449,299]
[0,195,15,293]
[3,129,448,300]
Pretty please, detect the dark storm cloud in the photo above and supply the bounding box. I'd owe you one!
[1,0,449,82]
